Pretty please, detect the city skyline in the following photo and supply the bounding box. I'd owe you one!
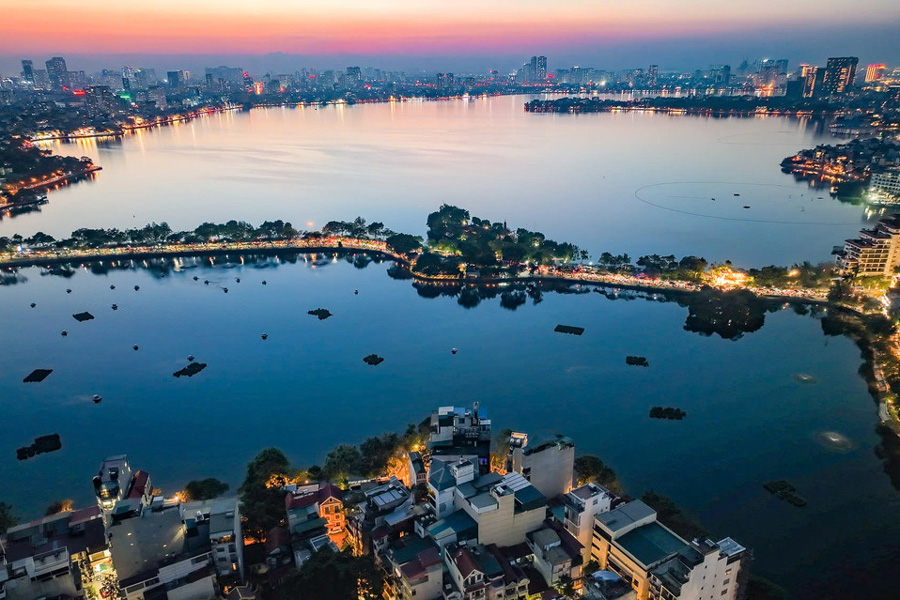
[1,0,899,73]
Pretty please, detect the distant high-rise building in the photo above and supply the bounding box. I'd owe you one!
[710,64,731,85]
[865,64,886,82]
[20,59,34,85]
[166,70,190,89]
[802,66,823,98]
[45,56,69,90]
[822,57,858,95]
[346,66,361,82]
[648,64,658,87]
[85,85,117,115]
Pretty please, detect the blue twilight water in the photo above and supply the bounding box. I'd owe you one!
[1,255,899,599]
[1,95,877,267]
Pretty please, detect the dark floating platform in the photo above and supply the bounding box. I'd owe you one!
[66,289,72,294]
[262,280,267,285]
[626,355,649,367]
[763,480,807,507]
[363,354,384,366]
[111,304,118,310]
[134,285,140,291]
[73,312,94,322]
[650,406,686,420]
[23,369,53,383]
[733,193,740,196]
[133,345,139,351]
[743,205,750,209]
[110,285,116,289]
[174,362,207,378]
[188,355,195,362]
[92,394,102,404]
[30,302,36,308]
[16,433,62,460]
[61,331,68,337]
[261,333,268,340]
[308,308,333,320]
[554,324,584,335]
[193,276,199,281]
[223,288,229,293]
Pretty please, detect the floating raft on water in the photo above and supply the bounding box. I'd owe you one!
[16,433,61,460]
[308,308,333,320]
[174,362,207,378]
[626,355,649,367]
[363,354,384,366]
[554,324,584,335]
[23,369,53,383]
[73,312,94,322]
[649,406,686,420]
[763,480,807,507]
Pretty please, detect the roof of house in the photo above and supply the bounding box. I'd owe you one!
[596,500,656,535]
[428,460,457,491]
[109,507,187,585]
[453,546,481,578]
[514,485,547,512]
[264,527,290,554]
[427,510,478,540]
[616,521,687,568]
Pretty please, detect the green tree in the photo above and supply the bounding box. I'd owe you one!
[386,233,423,255]
[273,548,383,600]
[240,448,291,540]
[0,502,18,534]
[183,478,229,501]
[323,444,363,482]
[573,455,621,492]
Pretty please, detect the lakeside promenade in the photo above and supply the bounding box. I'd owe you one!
[0,236,830,303]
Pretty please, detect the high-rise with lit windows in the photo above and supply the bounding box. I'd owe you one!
[822,56,858,95]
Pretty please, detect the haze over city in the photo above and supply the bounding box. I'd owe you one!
[1,0,900,72]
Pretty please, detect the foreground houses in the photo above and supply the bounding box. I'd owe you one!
[592,501,749,600]
[1,454,245,600]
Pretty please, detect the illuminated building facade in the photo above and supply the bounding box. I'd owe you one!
[865,63,886,82]
[822,56,858,95]
[45,56,69,90]
[837,215,900,275]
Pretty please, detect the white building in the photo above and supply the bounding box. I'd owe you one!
[562,482,614,562]
[510,436,575,500]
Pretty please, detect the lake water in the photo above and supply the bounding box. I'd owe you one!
[2,97,900,600]
[4,95,876,267]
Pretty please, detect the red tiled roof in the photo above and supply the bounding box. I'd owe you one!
[418,546,442,568]
[317,483,343,503]
[286,492,319,510]
[126,470,149,499]
[453,547,481,578]
[265,526,290,553]
[401,560,426,581]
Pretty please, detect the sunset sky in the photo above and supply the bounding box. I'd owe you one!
[2,0,899,71]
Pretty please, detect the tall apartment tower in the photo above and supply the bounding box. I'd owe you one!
[822,56,859,95]
[21,59,34,85]
[648,64,658,87]
[865,64,886,82]
[45,56,69,90]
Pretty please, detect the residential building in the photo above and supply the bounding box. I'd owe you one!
[92,454,134,511]
[428,404,491,474]
[383,537,444,600]
[510,436,575,499]
[822,57,859,95]
[837,214,900,275]
[443,542,531,600]
[285,482,345,540]
[45,56,69,90]
[347,477,411,555]
[0,507,107,600]
[427,470,547,548]
[525,522,583,587]
[562,482,615,562]
[802,66,823,98]
[869,170,900,202]
[591,500,748,600]
[108,496,244,600]
[20,60,33,86]
[405,450,427,488]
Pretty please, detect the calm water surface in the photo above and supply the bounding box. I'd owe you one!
[3,95,874,266]
[2,97,899,600]
[1,256,899,600]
